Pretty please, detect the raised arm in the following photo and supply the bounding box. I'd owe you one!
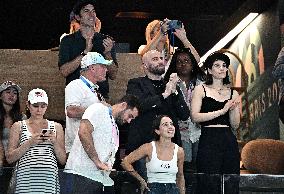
[174,25,200,63]
[139,20,169,56]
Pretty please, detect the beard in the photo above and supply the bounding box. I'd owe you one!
[148,65,165,76]
[116,109,126,125]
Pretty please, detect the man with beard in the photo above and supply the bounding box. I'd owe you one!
[125,50,190,178]
[64,95,140,194]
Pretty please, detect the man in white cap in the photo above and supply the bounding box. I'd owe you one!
[65,52,112,154]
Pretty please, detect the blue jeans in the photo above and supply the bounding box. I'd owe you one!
[147,183,179,194]
[182,140,199,163]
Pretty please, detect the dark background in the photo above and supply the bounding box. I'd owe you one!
[1,0,252,55]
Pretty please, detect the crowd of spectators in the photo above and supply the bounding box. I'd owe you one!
[1,0,283,193]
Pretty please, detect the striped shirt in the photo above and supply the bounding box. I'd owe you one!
[15,120,60,194]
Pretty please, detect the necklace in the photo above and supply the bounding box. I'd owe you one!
[151,80,164,88]
[210,86,228,95]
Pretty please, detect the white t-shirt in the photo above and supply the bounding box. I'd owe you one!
[64,103,118,186]
[65,77,100,153]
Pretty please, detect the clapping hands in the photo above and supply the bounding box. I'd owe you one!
[163,73,180,98]
[223,95,241,112]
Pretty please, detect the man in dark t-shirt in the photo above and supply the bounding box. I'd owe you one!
[58,0,118,99]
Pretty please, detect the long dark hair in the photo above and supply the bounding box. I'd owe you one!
[164,47,206,86]
[203,52,231,85]
[0,90,22,136]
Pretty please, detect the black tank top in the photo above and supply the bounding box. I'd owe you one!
[200,85,233,127]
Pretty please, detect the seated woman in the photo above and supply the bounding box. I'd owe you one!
[0,81,24,165]
[138,19,200,74]
[121,115,185,194]
[7,88,66,194]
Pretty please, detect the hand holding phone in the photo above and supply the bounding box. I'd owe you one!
[41,129,56,143]
[41,129,53,135]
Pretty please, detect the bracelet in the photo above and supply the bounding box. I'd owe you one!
[160,29,168,36]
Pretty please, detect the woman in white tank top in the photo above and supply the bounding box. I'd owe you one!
[122,115,185,194]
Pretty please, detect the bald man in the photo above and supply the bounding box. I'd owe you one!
[125,50,190,178]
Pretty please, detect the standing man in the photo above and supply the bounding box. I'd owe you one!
[64,95,140,194]
[65,52,112,154]
[125,50,190,178]
[59,0,118,100]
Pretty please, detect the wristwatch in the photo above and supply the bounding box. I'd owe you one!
[81,51,87,56]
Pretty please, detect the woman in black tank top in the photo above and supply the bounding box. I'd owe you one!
[190,52,241,194]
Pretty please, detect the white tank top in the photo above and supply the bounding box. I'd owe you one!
[146,141,178,183]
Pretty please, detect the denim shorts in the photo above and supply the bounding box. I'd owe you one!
[147,183,179,194]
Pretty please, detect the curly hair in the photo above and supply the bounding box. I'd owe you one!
[164,47,206,86]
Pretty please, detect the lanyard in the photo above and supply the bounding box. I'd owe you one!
[80,76,98,92]
[108,108,119,147]
[80,76,105,102]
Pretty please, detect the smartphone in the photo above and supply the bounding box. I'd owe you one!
[168,20,182,29]
[41,129,53,134]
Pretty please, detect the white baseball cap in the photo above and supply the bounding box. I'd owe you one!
[28,88,48,104]
[81,52,113,69]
